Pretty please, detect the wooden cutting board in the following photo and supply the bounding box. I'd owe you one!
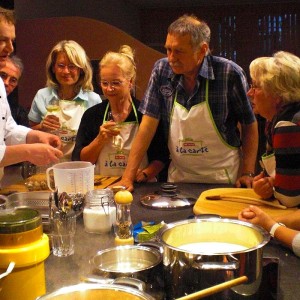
[193,188,297,218]
[0,174,121,195]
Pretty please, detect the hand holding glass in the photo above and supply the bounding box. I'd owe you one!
[107,111,122,149]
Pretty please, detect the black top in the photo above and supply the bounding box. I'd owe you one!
[72,97,170,176]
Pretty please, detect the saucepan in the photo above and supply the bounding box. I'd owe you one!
[89,245,164,299]
[157,218,270,299]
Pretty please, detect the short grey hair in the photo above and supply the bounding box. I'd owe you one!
[168,14,211,52]
[8,55,24,76]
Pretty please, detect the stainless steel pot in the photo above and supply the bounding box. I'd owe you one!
[157,218,270,299]
[90,245,164,299]
[37,283,155,300]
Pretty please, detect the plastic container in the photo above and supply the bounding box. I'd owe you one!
[0,208,50,300]
[46,161,94,193]
[83,189,116,234]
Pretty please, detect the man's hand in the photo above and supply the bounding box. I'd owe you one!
[26,130,62,149]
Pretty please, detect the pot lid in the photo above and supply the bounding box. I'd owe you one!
[140,183,196,210]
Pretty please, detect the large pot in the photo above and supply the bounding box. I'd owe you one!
[37,283,155,300]
[90,245,164,299]
[157,218,270,300]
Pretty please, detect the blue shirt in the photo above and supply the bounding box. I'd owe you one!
[28,87,101,123]
[139,56,256,147]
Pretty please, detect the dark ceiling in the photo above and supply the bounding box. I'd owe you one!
[125,0,296,8]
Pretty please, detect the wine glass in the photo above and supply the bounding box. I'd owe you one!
[45,98,61,134]
[107,111,122,149]
[46,98,60,116]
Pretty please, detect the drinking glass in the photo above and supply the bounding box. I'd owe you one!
[46,98,60,115]
[107,111,122,149]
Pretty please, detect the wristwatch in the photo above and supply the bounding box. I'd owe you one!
[269,222,286,237]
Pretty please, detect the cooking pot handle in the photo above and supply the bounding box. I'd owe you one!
[193,255,239,271]
[113,277,146,291]
[138,241,164,254]
[193,261,239,270]
[80,275,146,292]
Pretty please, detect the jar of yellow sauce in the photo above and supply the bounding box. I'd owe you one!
[0,208,50,300]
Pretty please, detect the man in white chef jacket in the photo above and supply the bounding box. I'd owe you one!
[0,7,63,181]
[113,15,258,191]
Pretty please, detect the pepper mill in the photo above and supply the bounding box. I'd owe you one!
[114,190,134,246]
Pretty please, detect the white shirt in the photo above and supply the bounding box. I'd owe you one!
[0,79,30,179]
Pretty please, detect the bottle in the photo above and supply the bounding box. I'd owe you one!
[114,190,134,245]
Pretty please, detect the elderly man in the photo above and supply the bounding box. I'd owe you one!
[0,55,29,126]
[0,7,63,181]
[114,14,258,191]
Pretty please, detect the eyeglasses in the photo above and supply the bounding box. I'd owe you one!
[249,83,261,92]
[100,80,125,89]
[56,63,79,72]
[0,71,18,87]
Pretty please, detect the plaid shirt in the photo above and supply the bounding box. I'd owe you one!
[139,56,256,147]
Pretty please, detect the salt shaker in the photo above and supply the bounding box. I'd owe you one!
[83,189,116,234]
[114,190,134,245]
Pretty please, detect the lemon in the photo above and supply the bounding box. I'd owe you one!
[114,190,133,204]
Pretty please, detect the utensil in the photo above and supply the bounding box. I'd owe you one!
[157,218,270,298]
[176,275,248,300]
[46,161,94,193]
[205,194,287,209]
[0,262,15,279]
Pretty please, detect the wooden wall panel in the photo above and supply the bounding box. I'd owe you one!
[16,17,164,109]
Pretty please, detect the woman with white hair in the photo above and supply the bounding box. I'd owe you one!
[239,51,300,257]
[28,40,101,160]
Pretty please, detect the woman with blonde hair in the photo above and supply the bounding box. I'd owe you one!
[73,45,168,180]
[239,51,300,256]
[28,40,101,160]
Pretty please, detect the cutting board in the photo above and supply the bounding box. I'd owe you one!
[193,188,297,218]
[0,174,121,195]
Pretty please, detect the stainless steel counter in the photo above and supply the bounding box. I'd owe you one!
[2,165,298,299]
[44,182,300,300]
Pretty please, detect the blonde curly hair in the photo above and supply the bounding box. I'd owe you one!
[250,51,300,104]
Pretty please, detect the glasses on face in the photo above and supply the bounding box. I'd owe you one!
[56,63,79,72]
[100,80,124,89]
[249,83,261,93]
[0,71,18,87]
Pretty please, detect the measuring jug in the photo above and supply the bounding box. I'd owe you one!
[46,161,94,194]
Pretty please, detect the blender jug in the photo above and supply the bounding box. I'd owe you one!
[46,161,94,194]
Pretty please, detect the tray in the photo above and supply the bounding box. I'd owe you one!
[193,188,297,218]
[7,191,51,231]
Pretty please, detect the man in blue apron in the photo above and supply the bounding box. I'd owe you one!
[114,14,258,191]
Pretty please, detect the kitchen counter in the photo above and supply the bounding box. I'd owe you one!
[43,182,300,300]
[1,167,299,300]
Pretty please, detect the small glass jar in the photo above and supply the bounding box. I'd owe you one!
[83,189,116,234]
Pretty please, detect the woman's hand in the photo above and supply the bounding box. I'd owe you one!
[97,121,120,142]
[253,172,274,199]
[41,115,60,132]
[238,205,275,231]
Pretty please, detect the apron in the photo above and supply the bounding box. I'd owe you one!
[168,80,241,184]
[46,99,86,160]
[95,102,148,176]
